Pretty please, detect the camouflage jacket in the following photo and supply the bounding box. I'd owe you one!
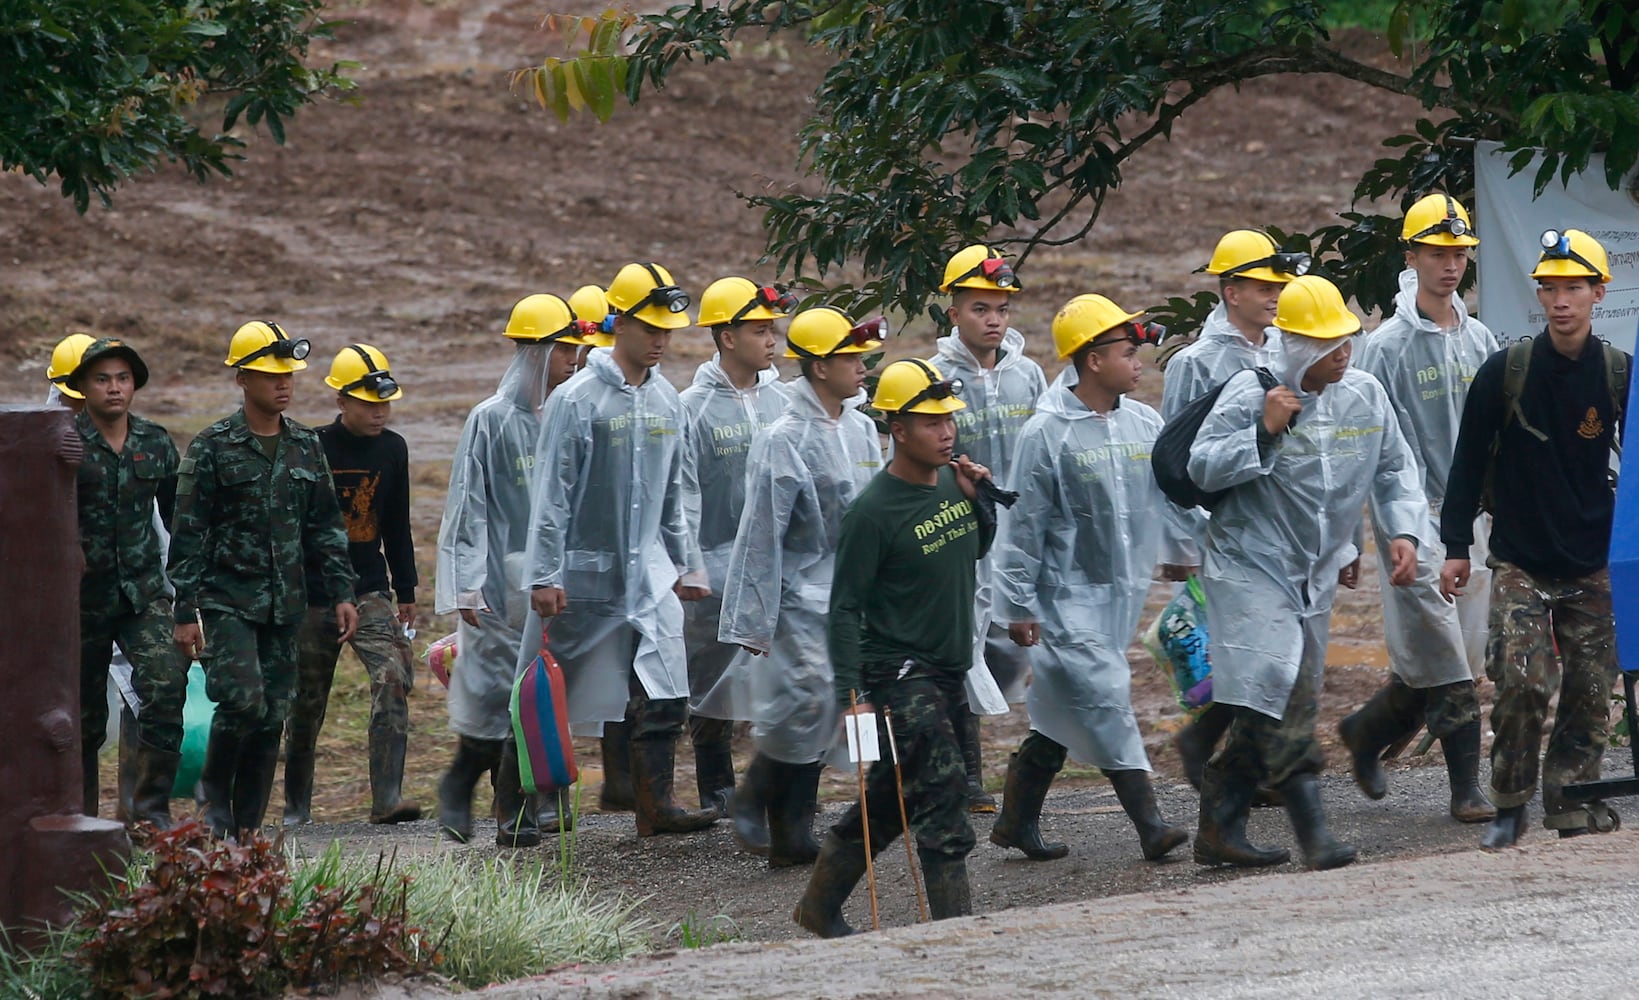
[168,409,356,626]
[75,410,180,616]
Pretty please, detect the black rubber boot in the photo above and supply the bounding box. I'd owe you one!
[81,738,103,819]
[231,727,282,838]
[599,718,635,812]
[116,706,139,822]
[1193,766,1290,868]
[1174,703,1232,791]
[1338,679,1418,801]
[956,711,996,813]
[1106,768,1188,861]
[200,718,244,839]
[793,833,867,938]
[1481,803,1529,849]
[920,852,972,920]
[690,716,736,813]
[769,761,823,868]
[732,752,775,856]
[537,785,575,834]
[129,741,181,831]
[1440,721,1495,823]
[989,751,1069,860]
[438,736,502,843]
[631,737,719,836]
[1278,772,1356,871]
[495,740,542,848]
[367,726,422,824]
[281,746,315,827]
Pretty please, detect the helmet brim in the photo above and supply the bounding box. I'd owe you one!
[1409,233,1479,248]
[893,396,967,415]
[1278,314,1360,340]
[70,344,149,391]
[230,357,309,374]
[1219,266,1296,284]
[1531,259,1609,283]
[622,305,693,331]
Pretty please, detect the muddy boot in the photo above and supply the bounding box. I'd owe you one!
[1338,678,1417,801]
[438,736,502,844]
[599,718,635,812]
[231,727,282,838]
[769,761,823,868]
[495,741,542,848]
[1193,766,1289,868]
[1278,772,1356,871]
[538,785,575,834]
[281,746,316,827]
[955,710,996,813]
[129,741,181,831]
[1480,803,1529,849]
[732,752,774,856]
[1440,721,1495,824]
[1174,703,1232,791]
[920,852,972,921]
[692,735,736,814]
[81,739,102,818]
[793,833,867,938]
[631,737,719,836]
[116,706,139,822]
[200,718,243,839]
[989,750,1068,861]
[1106,768,1188,861]
[367,727,422,824]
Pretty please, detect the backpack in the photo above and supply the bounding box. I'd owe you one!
[1152,366,1288,512]
[1480,337,1629,512]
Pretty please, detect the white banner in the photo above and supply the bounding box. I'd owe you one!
[1473,139,1639,353]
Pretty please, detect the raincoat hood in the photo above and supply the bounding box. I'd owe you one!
[788,375,867,421]
[1390,267,1472,334]
[1277,329,1353,396]
[690,355,782,394]
[937,327,1031,373]
[497,342,554,412]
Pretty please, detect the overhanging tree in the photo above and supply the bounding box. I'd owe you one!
[530,0,1639,330]
[1,0,353,212]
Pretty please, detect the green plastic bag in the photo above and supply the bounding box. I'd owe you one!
[173,661,215,798]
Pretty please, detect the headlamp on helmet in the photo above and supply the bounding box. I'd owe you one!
[731,285,799,326]
[903,373,964,412]
[1538,229,1603,279]
[236,322,311,368]
[1411,215,1469,242]
[622,263,690,317]
[1222,251,1310,281]
[952,256,1019,291]
[341,347,398,400]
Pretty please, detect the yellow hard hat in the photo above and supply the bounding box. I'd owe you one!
[46,333,97,399]
[940,244,1022,294]
[1202,230,1306,283]
[503,293,593,345]
[1274,275,1361,340]
[1051,294,1147,359]
[698,277,796,328]
[568,284,615,347]
[226,321,311,373]
[871,358,967,415]
[1531,228,1612,283]
[1402,193,1479,247]
[606,262,692,330]
[784,306,884,359]
[325,343,404,402]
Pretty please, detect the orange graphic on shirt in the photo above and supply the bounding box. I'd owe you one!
[336,469,380,543]
[1578,407,1603,440]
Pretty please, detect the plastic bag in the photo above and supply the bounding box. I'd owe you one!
[1141,578,1213,711]
[173,661,215,798]
[427,632,457,689]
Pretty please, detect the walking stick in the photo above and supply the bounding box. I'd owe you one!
[883,708,929,922]
[849,689,881,931]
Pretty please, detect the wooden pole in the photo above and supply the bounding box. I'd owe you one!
[850,689,880,931]
[884,708,928,922]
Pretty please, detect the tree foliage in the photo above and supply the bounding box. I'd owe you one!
[0,0,354,212]
[532,0,1639,329]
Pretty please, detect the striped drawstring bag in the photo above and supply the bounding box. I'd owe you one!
[509,627,578,794]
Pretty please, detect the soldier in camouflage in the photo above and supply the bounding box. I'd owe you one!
[68,338,185,826]
[169,321,358,839]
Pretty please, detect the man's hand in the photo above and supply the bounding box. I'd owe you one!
[740,644,768,657]
[1338,557,1361,590]
[458,608,486,628]
[951,454,992,500]
[1262,385,1302,436]
[335,602,360,643]
[1439,558,1471,602]
[1159,564,1197,583]
[1388,538,1417,587]
[675,583,711,602]
[842,700,876,718]
[531,586,566,618]
[173,623,204,658]
[397,603,417,629]
[1009,621,1040,647]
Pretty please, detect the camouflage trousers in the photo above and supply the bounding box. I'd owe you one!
[829,671,976,862]
[1383,673,1481,739]
[1485,561,1618,827]
[199,608,302,729]
[81,597,190,753]
[1209,649,1325,790]
[289,593,413,759]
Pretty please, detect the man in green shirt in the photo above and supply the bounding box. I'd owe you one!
[794,359,995,937]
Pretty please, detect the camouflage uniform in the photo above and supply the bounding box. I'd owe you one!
[169,409,355,835]
[75,410,184,816]
[1484,562,1618,829]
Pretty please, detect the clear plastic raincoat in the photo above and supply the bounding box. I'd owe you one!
[434,343,553,739]
[1188,332,1427,719]
[931,328,1048,712]
[716,378,881,762]
[520,348,702,732]
[678,358,788,718]
[1357,269,1499,685]
[996,372,1192,769]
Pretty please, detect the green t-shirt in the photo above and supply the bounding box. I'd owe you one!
[828,465,993,703]
[254,430,283,461]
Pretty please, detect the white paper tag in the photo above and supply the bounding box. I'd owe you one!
[844,712,881,763]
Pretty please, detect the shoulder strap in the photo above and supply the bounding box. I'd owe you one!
[1604,342,1627,456]
[1501,339,1547,443]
